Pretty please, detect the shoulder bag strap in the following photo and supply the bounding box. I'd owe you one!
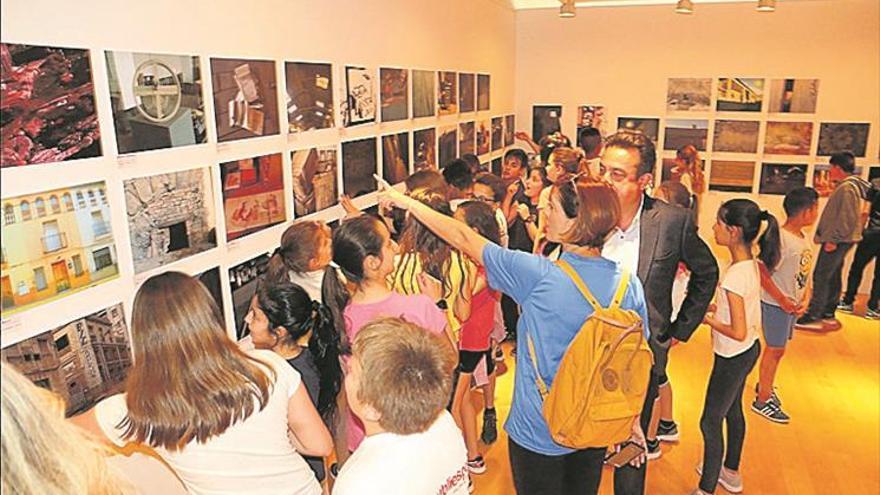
[610,269,631,310]
[554,259,601,311]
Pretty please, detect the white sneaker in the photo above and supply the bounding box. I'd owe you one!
[696,462,744,493]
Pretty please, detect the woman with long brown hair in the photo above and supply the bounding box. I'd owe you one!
[75,271,332,495]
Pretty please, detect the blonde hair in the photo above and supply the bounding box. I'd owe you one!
[121,272,274,451]
[1,362,125,494]
[352,317,456,434]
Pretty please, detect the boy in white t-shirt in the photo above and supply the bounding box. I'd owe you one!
[334,317,470,495]
[754,187,819,424]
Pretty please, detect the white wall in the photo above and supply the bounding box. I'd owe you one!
[0,0,517,344]
[515,0,879,281]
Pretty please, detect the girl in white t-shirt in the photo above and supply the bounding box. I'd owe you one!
[694,199,781,495]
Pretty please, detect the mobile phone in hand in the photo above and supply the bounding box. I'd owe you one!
[603,441,645,468]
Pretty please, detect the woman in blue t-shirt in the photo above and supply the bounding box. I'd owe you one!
[380,178,650,494]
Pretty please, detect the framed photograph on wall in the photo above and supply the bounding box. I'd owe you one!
[413,127,437,170]
[476,120,491,156]
[291,146,338,217]
[716,77,764,112]
[767,79,819,114]
[379,67,408,122]
[491,116,504,152]
[532,105,561,142]
[228,252,270,340]
[817,123,870,157]
[412,69,435,118]
[459,73,475,113]
[764,121,813,156]
[220,153,286,241]
[438,126,458,168]
[617,116,660,144]
[477,74,490,111]
[504,115,515,147]
[459,121,476,156]
[285,61,335,133]
[759,163,808,195]
[210,58,280,142]
[343,65,375,127]
[382,132,410,185]
[664,119,709,152]
[666,78,712,112]
[713,120,760,154]
[437,71,458,116]
[1,43,102,167]
[342,137,378,197]
[708,160,756,193]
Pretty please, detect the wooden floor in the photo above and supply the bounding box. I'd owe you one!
[471,300,880,494]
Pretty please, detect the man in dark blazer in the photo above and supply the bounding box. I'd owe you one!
[599,130,719,494]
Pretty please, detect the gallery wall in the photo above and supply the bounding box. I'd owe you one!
[0,0,518,346]
[514,0,879,280]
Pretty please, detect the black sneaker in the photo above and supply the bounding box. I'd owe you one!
[329,462,340,479]
[755,383,782,407]
[467,455,487,474]
[838,301,855,313]
[481,409,498,444]
[656,420,680,442]
[646,438,662,460]
[751,398,790,424]
[866,308,880,320]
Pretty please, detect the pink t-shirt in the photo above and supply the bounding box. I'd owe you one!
[343,292,448,451]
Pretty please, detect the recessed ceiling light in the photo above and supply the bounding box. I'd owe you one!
[757,0,776,12]
[675,0,694,14]
[560,0,576,17]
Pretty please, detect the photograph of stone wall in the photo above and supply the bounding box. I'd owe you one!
[1,303,130,416]
[1,43,102,167]
[124,168,216,274]
[2,181,119,315]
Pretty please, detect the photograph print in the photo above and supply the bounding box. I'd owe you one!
[285,61,335,133]
[459,73,475,113]
[708,160,756,193]
[459,121,476,156]
[220,153,286,241]
[380,67,408,122]
[477,74,490,111]
[532,105,562,142]
[2,182,119,315]
[817,123,870,157]
[195,266,224,317]
[291,146,338,217]
[1,43,101,167]
[767,79,819,113]
[716,77,764,112]
[437,71,458,116]
[343,65,375,127]
[666,78,712,112]
[125,168,216,274]
[764,121,813,155]
[504,115,515,147]
[228,252,270,339]
[617,117,660,144]
[413,127,437,170]
[210,58,279,142]
[664,119,709,151]
[712,120,760,154]
[476,120,491,156]
[1,302,131,416]
[577,105,606,136]
[105,51,206,154]
[759,163,808,195]
[438,126,458,168]
[491,116,503,151]
[342,137,378,197]
[412,70,435,118]
[382,132,410,185]
[660,158,705,184]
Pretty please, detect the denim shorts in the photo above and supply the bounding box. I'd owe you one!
[761,302,795,348]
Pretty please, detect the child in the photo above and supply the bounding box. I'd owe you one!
[245,279,344,482]
[451,201,502,473]
[324,215,453,457]
[266,220,333,302]
[333,317,469,495]
[754,187,819,423]
[695,199,780,495]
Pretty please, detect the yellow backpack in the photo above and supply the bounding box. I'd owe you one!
[526,260,653,449]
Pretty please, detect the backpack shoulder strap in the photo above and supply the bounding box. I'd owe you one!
[526,333,549,399]
[610,270,631,310]
[555,259,601,311]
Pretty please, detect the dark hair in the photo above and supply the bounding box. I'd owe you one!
[829,152,856,174]
[473,172,506,203]
[324,215,387,348]
[528,166,551,189]
[457,201,501,245]
[442,159,474,191]
[395,190,467,300]
[605,129,656,178]
[405,170,448,196]
[255,280,342,423]
[655,181,692,209]
[578,127,602,156]
[503,149,528,170]
[460,153,481,174]
[783,187,819,218]
[538,134,572,164]
[717,199,781,270]
[266,221,328,283]
[553,180,620,248]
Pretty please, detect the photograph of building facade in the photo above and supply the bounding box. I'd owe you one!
[1,302,131,416]
[2,182,118,315]
[124,168,217,274]
[716,77,764,112]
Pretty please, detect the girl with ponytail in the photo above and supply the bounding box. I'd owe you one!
[245,279,342,483]
[694,199,780,495]
[265,221,333,302]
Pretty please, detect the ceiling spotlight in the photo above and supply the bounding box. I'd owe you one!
[756,0,776,12]
[675,0,694,14]
[560,0,576,18]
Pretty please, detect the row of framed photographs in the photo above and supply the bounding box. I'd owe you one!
[1,42,496,168]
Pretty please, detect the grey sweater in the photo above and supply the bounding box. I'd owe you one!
[814,175,872,244]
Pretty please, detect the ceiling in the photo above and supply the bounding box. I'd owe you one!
[511,0,808,9]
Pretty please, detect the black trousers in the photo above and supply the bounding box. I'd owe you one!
[698,341,761,493]
[501,293,520,338]
[806,242,854,319]
[843,231,880,310]
[611,369,659,495]
[509,439,606,495]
